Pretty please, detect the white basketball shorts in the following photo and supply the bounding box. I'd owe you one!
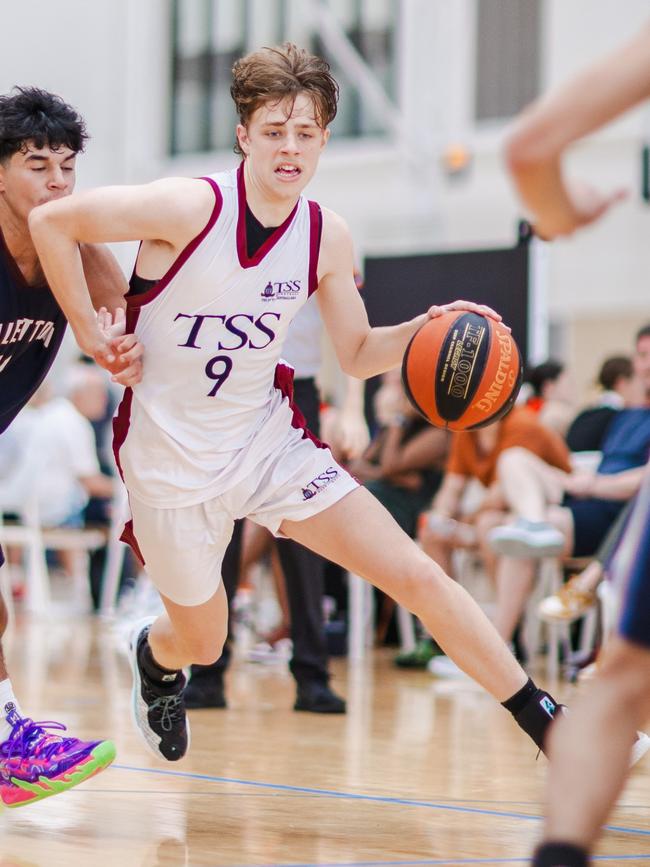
[126,428,358,606]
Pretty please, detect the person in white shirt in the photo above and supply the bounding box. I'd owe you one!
[29,367,113,529]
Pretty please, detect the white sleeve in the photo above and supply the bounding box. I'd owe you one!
[61,408,101,478]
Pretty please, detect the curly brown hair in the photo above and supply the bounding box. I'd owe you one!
[230,43,339,155]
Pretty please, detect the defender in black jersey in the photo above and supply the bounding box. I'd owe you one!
[0,87,140,806]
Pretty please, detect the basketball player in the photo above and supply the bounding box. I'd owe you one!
[30,44,562,767]
[505,22,650,867]
[0,86,141,806]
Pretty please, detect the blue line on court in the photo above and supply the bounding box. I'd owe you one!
[112,764,650,838]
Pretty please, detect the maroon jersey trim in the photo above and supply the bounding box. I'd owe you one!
[307,200,322,297]
[236,162,300,269]
[125,177,223,308]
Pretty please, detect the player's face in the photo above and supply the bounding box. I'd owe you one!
[236,93,329,199]
[634,334,650,401]
[0,143,77,223]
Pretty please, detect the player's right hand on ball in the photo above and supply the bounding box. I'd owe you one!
[427,300,506,328]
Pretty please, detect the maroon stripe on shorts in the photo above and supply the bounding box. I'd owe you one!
[111,389,146,564]
[273,362,327,449]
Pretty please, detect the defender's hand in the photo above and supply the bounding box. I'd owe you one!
[95,307,144,386]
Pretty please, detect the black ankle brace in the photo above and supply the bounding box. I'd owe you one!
[140,637,183,686]
[501,677,537,715]
[533,841,588,867]
[504,683,561,753]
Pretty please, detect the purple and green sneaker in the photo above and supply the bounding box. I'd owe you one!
[0,703,116,808]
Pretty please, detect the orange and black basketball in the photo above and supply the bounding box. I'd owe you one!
[401,310,523,431]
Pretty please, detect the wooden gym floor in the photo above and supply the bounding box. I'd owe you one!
[0,615,648,867]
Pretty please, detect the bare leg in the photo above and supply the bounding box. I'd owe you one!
[493,556,536,642]
[267,543,290,636]
[417,527,454,576]
[240,520,273,591]
[496,447,566,521]
[282,488,527,701]
[147,582,229,670]
[546,504,575,554]
[474,509,509,583]
[543,637,650,848]
[571,560,603,593]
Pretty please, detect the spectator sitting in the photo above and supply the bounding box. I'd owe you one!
[26,367,114,578]
[349,373,448,539]
[566,355,643,453]
[538,492,637,624]
[525,359,576,438]
[488,405,650,644]
[534,325,650,624]
[418,405,571,583]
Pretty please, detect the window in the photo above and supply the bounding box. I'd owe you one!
[312,0,397,139]
[475,0,541,122]
[170,0,398,155]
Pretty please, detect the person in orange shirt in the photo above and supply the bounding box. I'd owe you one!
[418,405,571,580]
[524,359,576,438]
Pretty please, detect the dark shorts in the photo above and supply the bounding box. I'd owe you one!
[0,543,4,568]
[563,495,625,557]
[612,474,650,648]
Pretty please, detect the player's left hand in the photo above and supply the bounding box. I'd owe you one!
[335,408,370,460]
[534,179,628,240]
[96,307,144,386]
[427,300,507,329]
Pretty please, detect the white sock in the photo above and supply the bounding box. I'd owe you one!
[0,679,23,741]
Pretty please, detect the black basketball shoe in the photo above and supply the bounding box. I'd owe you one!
[130,621,189,761]
[294,680,346,714]
[184,672,227,709]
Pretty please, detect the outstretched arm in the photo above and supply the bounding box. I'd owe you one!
[29,177,213,361]
[316,209,501,379]
[505,22,650,238]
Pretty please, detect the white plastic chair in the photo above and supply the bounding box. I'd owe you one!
[99,483,131,616]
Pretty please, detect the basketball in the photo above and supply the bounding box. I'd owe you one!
[401,311,523,431]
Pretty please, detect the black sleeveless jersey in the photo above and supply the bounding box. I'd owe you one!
[0,228,67,434]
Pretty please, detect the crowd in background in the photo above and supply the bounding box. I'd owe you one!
[1,319,649,688]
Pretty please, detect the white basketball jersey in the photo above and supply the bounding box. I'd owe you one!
[282,294,323,378]
[114,165,322,507]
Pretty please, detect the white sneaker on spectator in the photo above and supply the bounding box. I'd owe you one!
[488,519,565,558]
[426,656,471,679]
[246,638,292,665]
